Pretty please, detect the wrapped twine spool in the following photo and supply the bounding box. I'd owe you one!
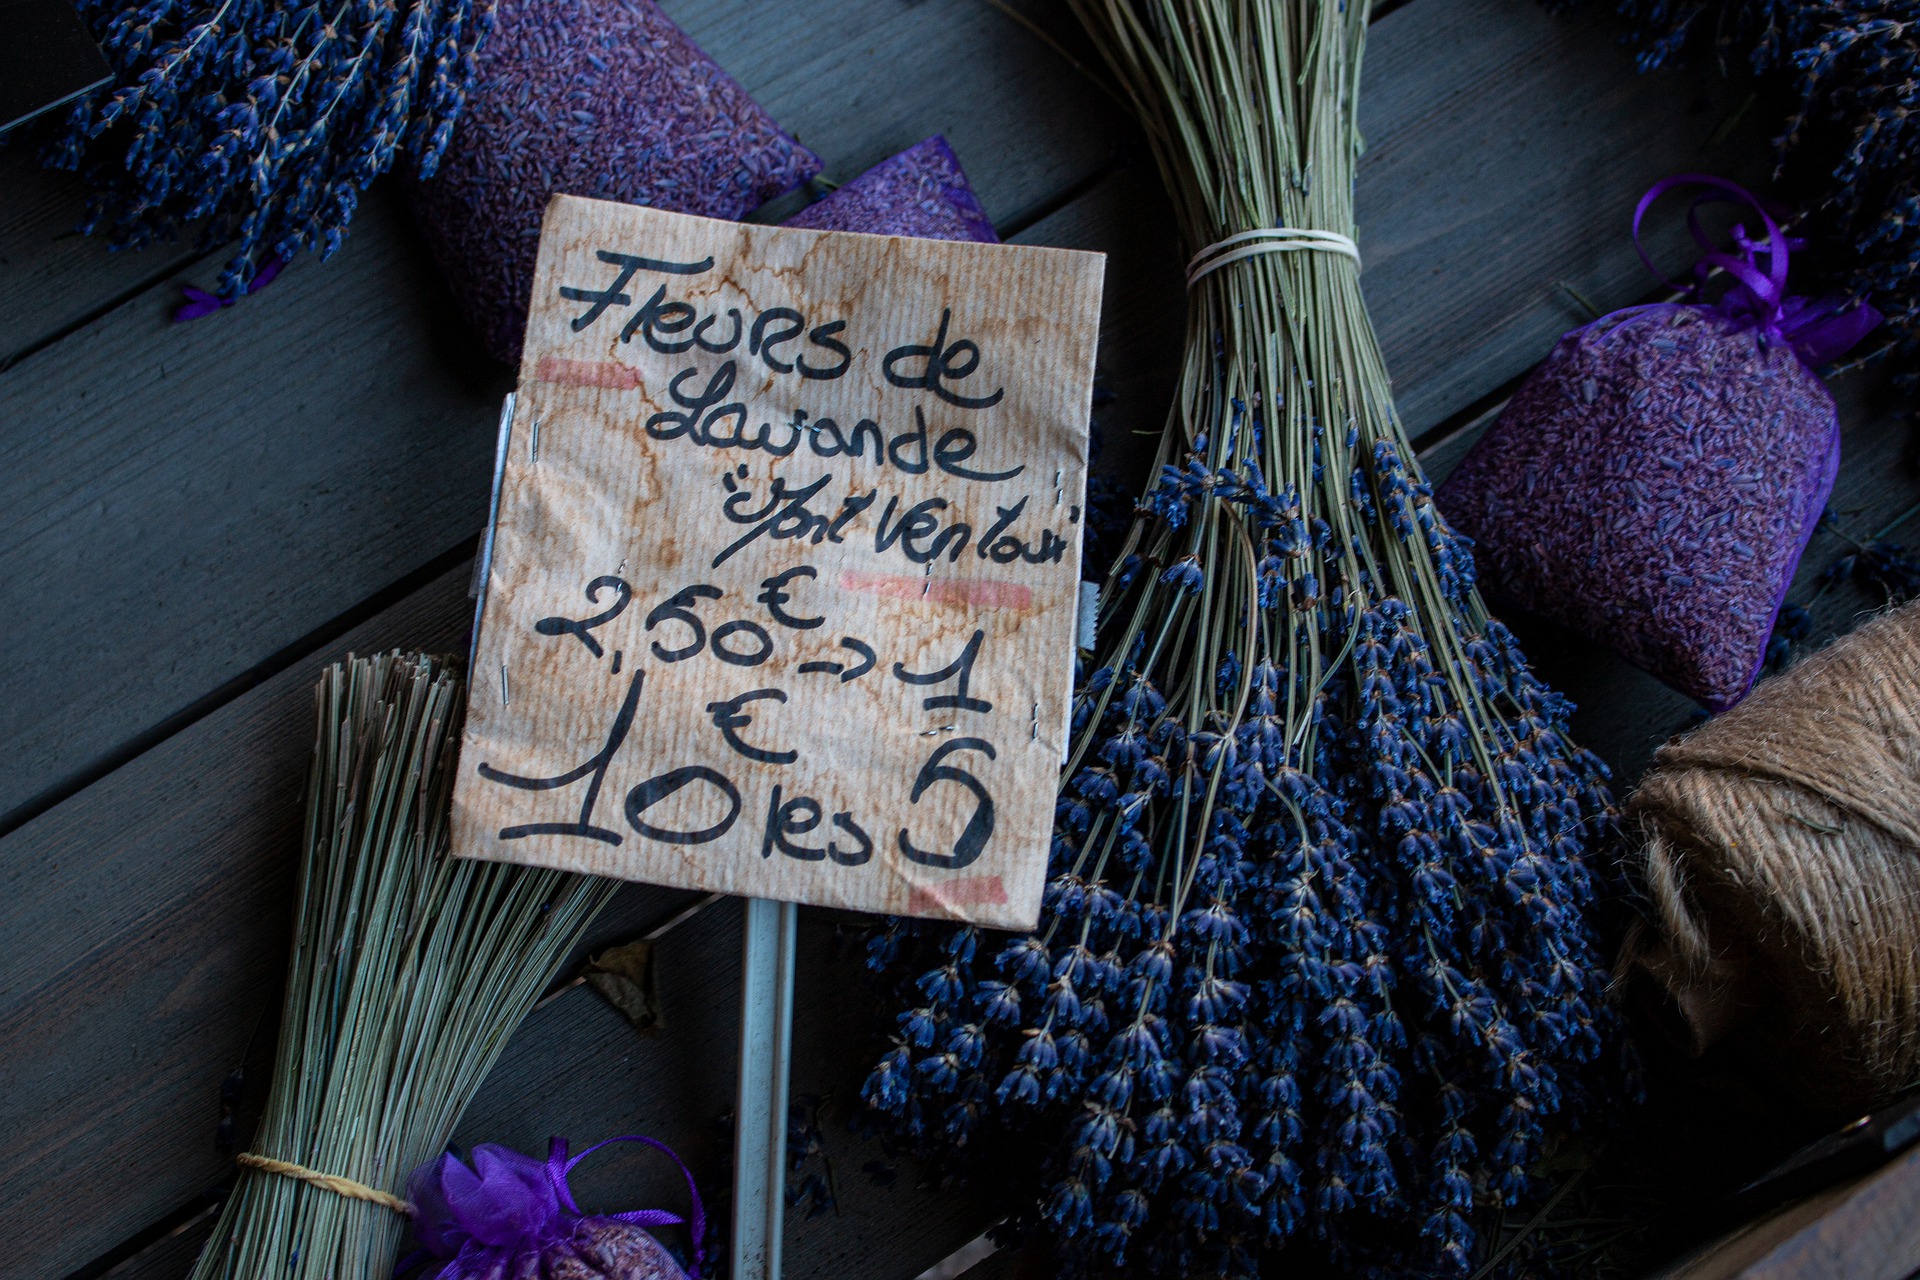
[1622,599,1920,1113]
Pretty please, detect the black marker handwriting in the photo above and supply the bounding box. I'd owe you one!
[625,765,742,845]
[478,667,645,845]
[882,308,1005,410]
[894,629,991,713]
[533,575,632,658]
[561,251,714,331]
[758,567,824,630]
[797,636,877,680]
[898,738,997,869]
[707,688,796,764]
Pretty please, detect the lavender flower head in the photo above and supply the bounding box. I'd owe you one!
[1604,0,1920,396]
[406,0,821,363]
[43,0,494,297]
[1439,176,1878,709]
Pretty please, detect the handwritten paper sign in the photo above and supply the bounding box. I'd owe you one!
[450,196,1105,929]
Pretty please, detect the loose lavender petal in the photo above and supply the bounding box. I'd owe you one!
[1437,303,1839,710]
[407,0,821,364]
[784,136,999,244]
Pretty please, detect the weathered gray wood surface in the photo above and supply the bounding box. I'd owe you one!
[0,0,1906,1275]
[0,0,1759,833]
[99,1210,220,1280]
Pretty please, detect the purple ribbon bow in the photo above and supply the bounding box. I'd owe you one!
[1633,173,1881,368]
[404,1135,705,1278]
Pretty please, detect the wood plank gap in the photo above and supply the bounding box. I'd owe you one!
[1370,0,1420,21]
[63,1191,224,1280]
[0,532,480,841]
[0,247,220,375]
[994,153,1127,243]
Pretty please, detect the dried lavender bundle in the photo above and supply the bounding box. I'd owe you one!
[859,1,1624,1275]
[41,0,495,298]
[404,0,820,363]
[190,654,618,1280]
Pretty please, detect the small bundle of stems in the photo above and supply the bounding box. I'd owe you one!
[192,653,616,1280]
[861,1,1624,1275]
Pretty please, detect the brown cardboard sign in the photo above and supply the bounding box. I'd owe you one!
[450,196,1105,929]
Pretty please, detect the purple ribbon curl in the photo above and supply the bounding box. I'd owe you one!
[402,1135,705,1278]
[1632,173,1881,367]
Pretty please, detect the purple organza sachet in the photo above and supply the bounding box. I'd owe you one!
[1437,176,1879,710]
[406,0,822,364]
[784,136,998,244]
[406,1137,702,1280]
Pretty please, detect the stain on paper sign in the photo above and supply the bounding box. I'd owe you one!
[450,195,1106,930]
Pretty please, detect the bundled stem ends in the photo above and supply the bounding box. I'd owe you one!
[192,653,617,1280]
[860,2,1626,1275]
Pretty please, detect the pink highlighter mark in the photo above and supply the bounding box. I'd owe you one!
[906,875,1009,917]
[535,356,644,390]
[840,568,1032,610]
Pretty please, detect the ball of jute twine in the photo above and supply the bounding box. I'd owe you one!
[1621,598,1920,1113]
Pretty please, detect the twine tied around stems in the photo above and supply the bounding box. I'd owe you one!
[1621,599,1920,1113]
[235,1152,416,1215]
[1184,227,1360,288]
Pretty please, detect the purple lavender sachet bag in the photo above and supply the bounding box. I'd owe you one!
[783,136,998,244]
[1437,175,1879,710]
[407,0,821,365]
[405,1136,703,1280]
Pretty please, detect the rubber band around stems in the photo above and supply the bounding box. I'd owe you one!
[1185,227,1361,288]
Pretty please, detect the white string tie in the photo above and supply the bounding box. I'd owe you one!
[1185,227,1360,288]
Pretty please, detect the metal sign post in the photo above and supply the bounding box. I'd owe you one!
[730,898,798,1280]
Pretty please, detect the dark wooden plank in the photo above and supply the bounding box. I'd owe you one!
[0,565,474,1278]
[0,0,1116,403]
[99,1208,219,1280]
[1655,1140,1920,1279]
[0,0,1775,834]
[1352,5,1771,438]
[0,203,511,829]
[657,0,1113,228]
[0,151,208,370]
